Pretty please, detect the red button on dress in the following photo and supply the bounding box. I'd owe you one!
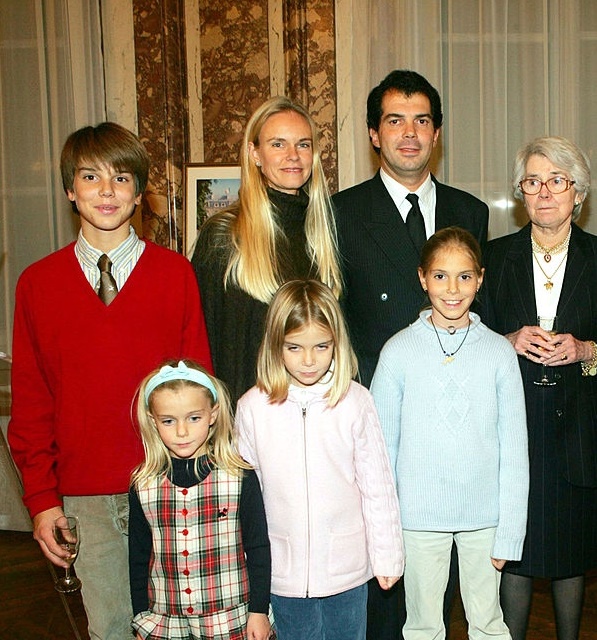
[182,550,189,557]
[185,587,192,594]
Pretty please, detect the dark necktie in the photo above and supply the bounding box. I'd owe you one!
[97,254,118,305]
[405,193,427,254]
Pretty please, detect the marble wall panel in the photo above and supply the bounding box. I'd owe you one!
[133,0,188,249]
[305,0,337,190]
[193,0,337,184]
[198,0,271,164]
[281,0,337,189]
[284,0,309,105]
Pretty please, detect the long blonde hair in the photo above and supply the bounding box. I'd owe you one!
[222,96,341,303]
[257,280,358,406]
[131,359,250,489]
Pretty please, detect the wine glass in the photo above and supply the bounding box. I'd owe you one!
[534,316,558,386]
[53,515,82,593]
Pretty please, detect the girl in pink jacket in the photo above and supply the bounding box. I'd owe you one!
[236,279,404,640]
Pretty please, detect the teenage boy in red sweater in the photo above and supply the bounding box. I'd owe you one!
[8,122,212,640]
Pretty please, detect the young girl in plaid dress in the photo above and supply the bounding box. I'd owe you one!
[129,359,272,640]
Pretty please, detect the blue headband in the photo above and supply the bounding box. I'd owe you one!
[144,361,218,405]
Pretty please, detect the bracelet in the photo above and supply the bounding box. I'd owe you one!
[581,341,597,376]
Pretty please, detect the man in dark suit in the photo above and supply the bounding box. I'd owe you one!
[332,69,489,639]
[334,69,488,388]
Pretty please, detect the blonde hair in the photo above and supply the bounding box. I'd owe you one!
[512,136,591,221]
[220,96,341,303]
[131,359,250,489]
[256,280,358,406]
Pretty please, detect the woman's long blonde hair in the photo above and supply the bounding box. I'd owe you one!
[222,96,341,303]
[131,359,250,489]
[256,280,358,407]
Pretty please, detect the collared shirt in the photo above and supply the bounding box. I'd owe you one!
[380,169,436,240]
[74,226,145,292]
[533,252,567,319]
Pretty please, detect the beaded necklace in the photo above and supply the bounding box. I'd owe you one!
[531,228,571,290]
[531,228,571,263]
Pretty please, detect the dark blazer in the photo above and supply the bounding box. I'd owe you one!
[333,170,489,386]
[482,223,597,487]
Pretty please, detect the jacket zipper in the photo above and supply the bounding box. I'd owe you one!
[301,402,310,597]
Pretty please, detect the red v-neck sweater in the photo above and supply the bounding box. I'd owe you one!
[8,241,213,518]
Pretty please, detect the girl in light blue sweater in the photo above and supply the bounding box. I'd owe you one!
[371,227,529,640]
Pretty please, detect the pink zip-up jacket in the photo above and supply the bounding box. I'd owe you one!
[236,380,404,598]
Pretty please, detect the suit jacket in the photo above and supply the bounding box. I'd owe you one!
[333,170,489,386]
[482,223,597,487]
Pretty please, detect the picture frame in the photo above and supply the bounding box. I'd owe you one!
[184,164,241,256]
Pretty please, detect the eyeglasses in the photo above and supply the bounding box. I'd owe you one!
[518,176,576,196]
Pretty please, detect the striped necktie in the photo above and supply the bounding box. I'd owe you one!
[97,254,118,305]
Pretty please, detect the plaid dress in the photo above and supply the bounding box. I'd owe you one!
[132,467,251,640]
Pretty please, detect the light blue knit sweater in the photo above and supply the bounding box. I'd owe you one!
[371,311,529,560]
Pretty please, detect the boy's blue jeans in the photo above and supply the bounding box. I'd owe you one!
[271,582,367,640]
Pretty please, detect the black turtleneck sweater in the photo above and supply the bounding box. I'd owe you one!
[191,188,315,405]
[128,455,270,616]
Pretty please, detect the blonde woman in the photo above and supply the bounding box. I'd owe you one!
[191,97,341,405]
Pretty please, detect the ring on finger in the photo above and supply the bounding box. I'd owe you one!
[561,354,568,361]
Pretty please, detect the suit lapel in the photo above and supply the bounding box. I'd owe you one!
[501,224,589,329]
[362,172,422,293]
[556,225,590,324]
[433,177,452,230]
[434,176,465,230]
[503,226,537,325]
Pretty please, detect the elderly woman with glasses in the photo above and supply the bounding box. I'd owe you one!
[482,136,597,640]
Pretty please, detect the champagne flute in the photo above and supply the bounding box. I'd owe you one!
[53,515,82,593]
[534,316,557,386]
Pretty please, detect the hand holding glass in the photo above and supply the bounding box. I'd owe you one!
[53,515,82,593]
[534,316,558,386]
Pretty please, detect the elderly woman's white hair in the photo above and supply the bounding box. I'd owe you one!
[512,136,591,221]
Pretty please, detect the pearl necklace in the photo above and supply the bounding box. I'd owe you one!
[531,228,571,263]
[430,317,471,364]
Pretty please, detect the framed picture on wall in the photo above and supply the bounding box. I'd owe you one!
[184,164,241,256]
